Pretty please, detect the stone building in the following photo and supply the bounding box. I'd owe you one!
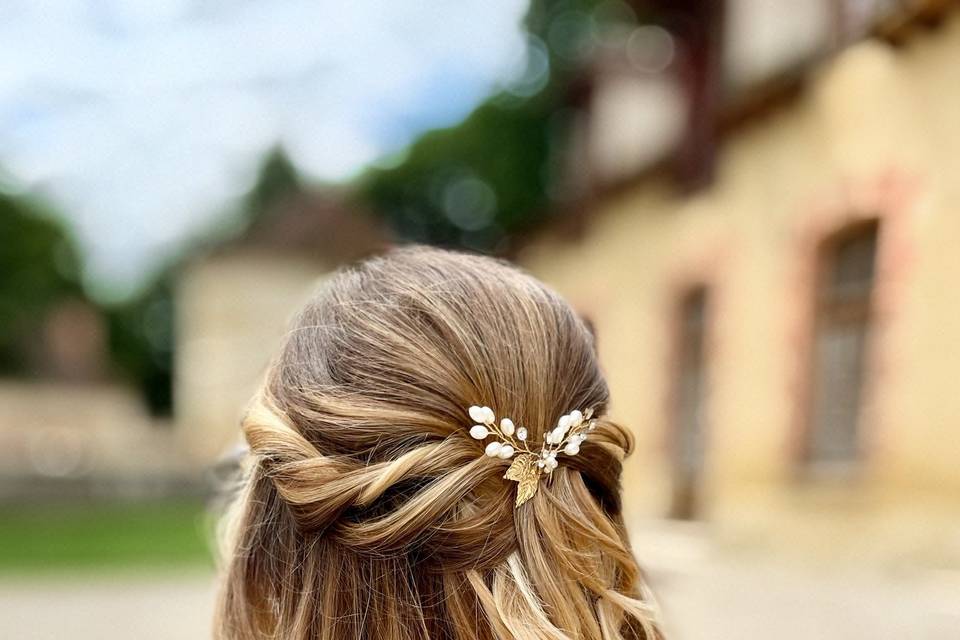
[0,298,179,499]
[519,2,960,565]
[174,193,387,463]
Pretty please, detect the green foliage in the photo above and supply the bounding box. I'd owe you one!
[0,187,176,413]
[358,0,646,252]
[240,145,304,227]
[0,192,84,375]
[362,95,560,252]
[105,272,176,416]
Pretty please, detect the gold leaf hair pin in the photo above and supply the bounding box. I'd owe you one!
[466,405,596,507]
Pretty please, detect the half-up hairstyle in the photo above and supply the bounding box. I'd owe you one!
[215,246,662,640]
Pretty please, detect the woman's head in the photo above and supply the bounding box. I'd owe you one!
[217,246,661,640]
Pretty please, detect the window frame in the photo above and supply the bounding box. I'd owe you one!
[667,284,712,519]
[798,218,881,477]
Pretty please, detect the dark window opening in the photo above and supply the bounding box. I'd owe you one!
[806,220,879,469]
[670,286,709,519]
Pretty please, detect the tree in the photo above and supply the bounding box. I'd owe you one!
[358,0,648,253]
[0,192,84,375]
[105,273,176,415]
[240,145,305,227]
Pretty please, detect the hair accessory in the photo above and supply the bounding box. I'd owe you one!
[466,405,597,507]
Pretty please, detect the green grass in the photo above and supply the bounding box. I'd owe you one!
[0,499,214,573]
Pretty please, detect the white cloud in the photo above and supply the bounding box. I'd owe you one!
[0,0,530,296]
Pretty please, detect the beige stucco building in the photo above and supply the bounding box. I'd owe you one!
[520,14,960,566]
[174,195,386,463]
[175,251,325,463]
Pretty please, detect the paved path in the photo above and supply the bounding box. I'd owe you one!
[0,572,216,640]
[653,561,959,639]
[1,551,956,639]
[632,522,960,640]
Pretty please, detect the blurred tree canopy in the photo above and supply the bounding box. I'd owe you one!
[359,0,647,252]
[0,192,84,374]
[241,146,305,223]
[0,187,174,413]
[105,273,176,415]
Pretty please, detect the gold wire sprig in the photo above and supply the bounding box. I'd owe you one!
[466,405,597,507]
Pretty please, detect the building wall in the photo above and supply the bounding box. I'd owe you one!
[520,19,960,566]
[0,381,179,484]
[175,250,328,463]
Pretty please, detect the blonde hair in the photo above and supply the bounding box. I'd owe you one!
[215,246,662,640]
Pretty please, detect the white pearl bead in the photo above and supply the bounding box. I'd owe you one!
[469,425,489,439]
[569,410,583,427]
[482,406,496,423]
[558,414,571,431]
[485,441,502,457]
[469,406,486,423]
[498,444,515,459]
[550,426,565,444]
[563,442,580,456]
[516,426,528,441]
[500,418,515,436]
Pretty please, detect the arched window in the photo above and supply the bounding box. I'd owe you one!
[806,220,879,468]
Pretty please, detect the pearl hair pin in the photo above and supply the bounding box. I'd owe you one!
[466,404,597,507]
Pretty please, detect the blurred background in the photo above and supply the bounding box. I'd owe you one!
[1,0,959,638]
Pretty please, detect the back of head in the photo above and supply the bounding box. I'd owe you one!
[216,246,661,640]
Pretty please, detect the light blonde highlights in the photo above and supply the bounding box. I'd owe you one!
[215,246,662,640]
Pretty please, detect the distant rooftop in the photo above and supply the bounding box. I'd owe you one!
[227,191,391,265]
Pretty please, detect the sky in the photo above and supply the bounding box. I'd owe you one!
[0,0,532,298]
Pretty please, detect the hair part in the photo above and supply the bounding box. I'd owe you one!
[215,246,663,640]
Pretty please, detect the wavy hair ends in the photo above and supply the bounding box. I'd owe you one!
[215,247,663,640]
